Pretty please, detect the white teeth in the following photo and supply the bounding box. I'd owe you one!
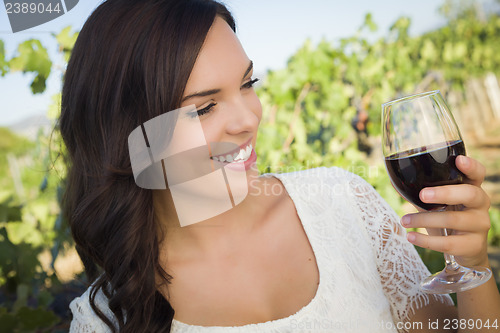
[233,151,242,161]
[235,149,245,161]
[212,143,253,163]
[235,145,252,162]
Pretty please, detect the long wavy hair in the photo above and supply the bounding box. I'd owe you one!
[59,0,235,331]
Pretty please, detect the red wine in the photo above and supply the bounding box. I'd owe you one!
[385,140,466,210]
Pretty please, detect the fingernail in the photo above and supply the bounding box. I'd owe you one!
[407,233,416,242]
[459,155,469,167]
[401,216,411,227]
[422,189,435,200]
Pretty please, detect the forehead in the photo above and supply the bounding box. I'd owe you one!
[185,17,250,92]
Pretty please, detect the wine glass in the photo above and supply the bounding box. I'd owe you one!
[382,90,492,294]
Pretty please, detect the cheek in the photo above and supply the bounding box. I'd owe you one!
[248,92,262,124]
[199,92,262,142]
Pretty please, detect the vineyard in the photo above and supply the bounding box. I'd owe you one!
[1,0,500,330]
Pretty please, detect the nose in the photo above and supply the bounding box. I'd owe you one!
[223,95,261,136]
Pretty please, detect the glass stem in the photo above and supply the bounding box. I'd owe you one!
[434,205,462,271]
[440,227,460,271]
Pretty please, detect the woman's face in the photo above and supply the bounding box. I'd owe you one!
[154,17,262,226]
[179,16,262,174]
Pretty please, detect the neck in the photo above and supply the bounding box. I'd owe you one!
[153,172,272,261]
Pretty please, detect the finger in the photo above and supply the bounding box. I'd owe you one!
[455,155,486,187]
[407,231,486,258]
[420,184,490,209]
[401,210,490,233]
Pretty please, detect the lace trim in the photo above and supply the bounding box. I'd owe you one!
[346,170,454,332]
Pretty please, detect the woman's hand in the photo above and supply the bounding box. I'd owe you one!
[401,155,491,267]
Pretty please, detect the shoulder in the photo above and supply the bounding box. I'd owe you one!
[69,284,117,332]
[269,166,397,226]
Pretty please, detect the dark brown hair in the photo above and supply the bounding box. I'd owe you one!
[59,0,235,331]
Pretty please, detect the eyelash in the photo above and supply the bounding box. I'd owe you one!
[194,102,217,118]
[187,77,260,118]
[242,78,260,89]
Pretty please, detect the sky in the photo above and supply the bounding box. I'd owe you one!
[0,0,483,126]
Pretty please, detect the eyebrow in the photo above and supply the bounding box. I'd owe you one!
[182,61,254,102]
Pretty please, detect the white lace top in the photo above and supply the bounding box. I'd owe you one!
[69,167,453,332]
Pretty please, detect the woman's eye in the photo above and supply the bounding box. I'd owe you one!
[187,102,217,118]
[241,78,259,89]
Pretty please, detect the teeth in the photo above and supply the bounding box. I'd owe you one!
[234,150,244,161]
[234,144,252,162]
[233,151,241,161]
[211,143,253,163]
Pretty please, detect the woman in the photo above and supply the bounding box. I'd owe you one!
[61,0,500,332]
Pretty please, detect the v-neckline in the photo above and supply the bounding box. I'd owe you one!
[171,172,323,330]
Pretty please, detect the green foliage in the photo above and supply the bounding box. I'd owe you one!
[0,198,22,222]
[54,26,79,63]
[0,128,35,192]
[8,40,52,94]
[0,26,77,330]
[0,145,66,328]
[256,0,500,269]
[0,305,59,333]
[0,127,34,153]
[489,207,500,246]
[0,228,42,292]
[0,40,8,76]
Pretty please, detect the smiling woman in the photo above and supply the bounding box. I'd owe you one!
[60,0,500,332]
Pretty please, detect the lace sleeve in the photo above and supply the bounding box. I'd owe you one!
[69,287,115,333]
[346,171,454,331]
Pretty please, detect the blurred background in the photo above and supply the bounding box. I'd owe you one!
[1,0,500,331]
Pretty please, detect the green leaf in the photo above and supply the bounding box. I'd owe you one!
[363,13,378,32]
[16,306,59,331]
[420,39,437,61]
[54,26,79,63]
[47,93,62,120]
[0,198,22,222]
[488,207,500,245]
[30,74,47,94]
[8,40,52,94]
[0,40,8,76]
[0,307,17,333]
